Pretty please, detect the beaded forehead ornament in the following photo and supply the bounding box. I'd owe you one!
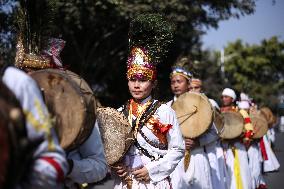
[171,57,193,80]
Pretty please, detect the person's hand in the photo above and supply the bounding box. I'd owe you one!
[132,166,150,182]
[184,138,199,150]
[112,164,128,178]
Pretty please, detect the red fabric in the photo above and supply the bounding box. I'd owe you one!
[41,157,64,182]
[244,130,253,139]
[148,118,173,134]
[260,138,268,161]
[244,117,251,124]
[158,124,173,134]
[257,184,267,189]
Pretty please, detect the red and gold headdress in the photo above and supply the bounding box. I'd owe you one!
[126,14,175,81]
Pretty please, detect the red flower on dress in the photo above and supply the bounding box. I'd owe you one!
[148,117,172,134]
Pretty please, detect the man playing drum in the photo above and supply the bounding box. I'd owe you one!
[189,77,227,189]
[167,57,215,189]
[220,88,253,189]
[238,96,268,189]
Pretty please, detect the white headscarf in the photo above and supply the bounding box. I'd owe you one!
[222,88,236,101]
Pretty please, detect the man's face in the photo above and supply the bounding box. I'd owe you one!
[189,83,202,93]
[221,95,234,106]
[128,79,155,101]
[170,75,189,97]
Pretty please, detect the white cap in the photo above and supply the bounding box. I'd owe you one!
[238,101,250,109]
[222,88,236,101]
[209,99,220,110]
[240,92,252,102]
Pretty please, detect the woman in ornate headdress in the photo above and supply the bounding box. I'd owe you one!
[112,14,185,189]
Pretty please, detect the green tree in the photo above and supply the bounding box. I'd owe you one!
[54,0,256,106]
[223,36,284,109]
[1,0,257,106]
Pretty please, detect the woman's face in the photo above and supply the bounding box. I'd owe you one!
[128,79,156,101]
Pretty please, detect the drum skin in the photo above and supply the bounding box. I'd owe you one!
[251,115,269,139]
[172,92,213,138]
[31,69,96,151]
[219,111,244,140]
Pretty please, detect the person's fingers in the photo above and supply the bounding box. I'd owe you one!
[119,172,128,178]
[133,169,146,178]
[144,175,150,182]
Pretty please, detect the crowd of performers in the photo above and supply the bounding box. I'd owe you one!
[0,11,281,189]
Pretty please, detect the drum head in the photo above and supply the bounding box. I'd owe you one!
[31,69,95,151]
[220,111,244,139]
[97,107,133,165]
[172,92,213,138]
[251,115,268,139]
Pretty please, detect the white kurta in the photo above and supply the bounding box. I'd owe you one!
[2,67,68,189]
[248,143,266,189]
[183,147,213,189]
[263,134,280,172]
[114,103,185,189]
[206,140,227,189]
[65,122,108,188]
[167,98,217,189]
[225,142,252,189]
[170,128,215,189]
[215,140,228,188]
[266,128,276,144]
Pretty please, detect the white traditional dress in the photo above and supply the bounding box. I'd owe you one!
[221,106,253,189]
[216,140,228,187]
[224,141,252,189]
[65,122,108,188]
[248,142,266,189]
[166,99,214,189]
[114,97,185,189]
[207,99,227,189]
[2,66,68,189]
[266,128,276,144]
[263,134,280,172]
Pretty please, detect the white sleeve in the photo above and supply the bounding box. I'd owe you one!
[145,106,185,183]
[67,122,108,184]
